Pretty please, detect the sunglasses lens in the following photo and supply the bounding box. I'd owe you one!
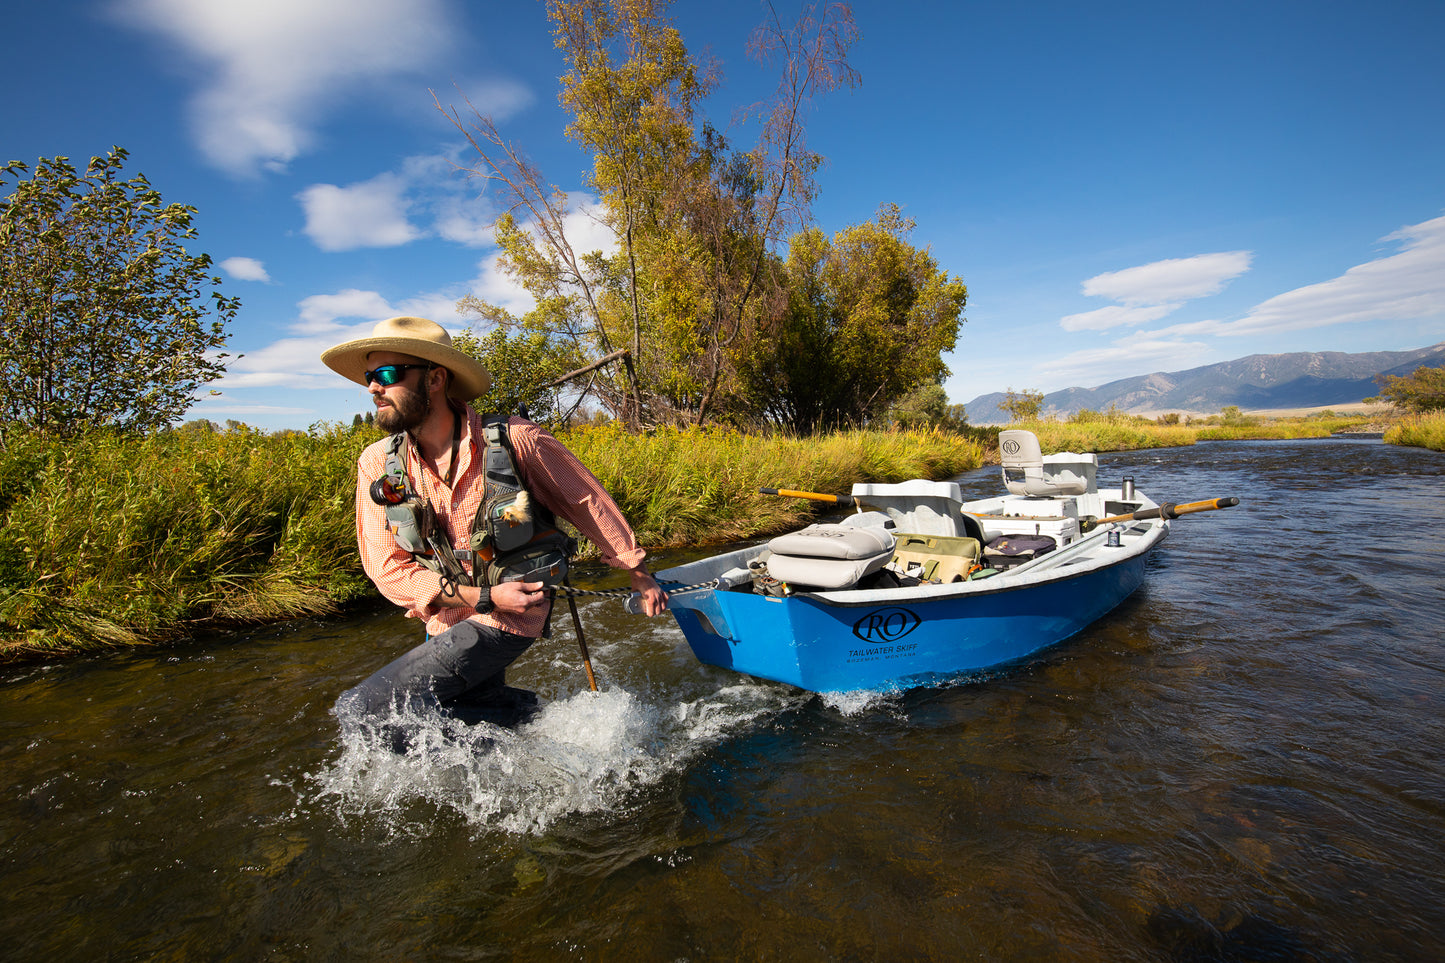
[366,366,403,386]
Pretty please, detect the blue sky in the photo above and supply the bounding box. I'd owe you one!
[6,0,1444,430]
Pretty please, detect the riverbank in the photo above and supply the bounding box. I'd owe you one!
[0,424,985,662]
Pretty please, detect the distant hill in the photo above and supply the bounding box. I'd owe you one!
[964,342,1445,424]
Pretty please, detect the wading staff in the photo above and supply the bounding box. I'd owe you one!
[1080,497,1240,533]
[559,581,599,692]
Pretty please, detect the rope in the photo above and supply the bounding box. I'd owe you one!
[546,577,717,601]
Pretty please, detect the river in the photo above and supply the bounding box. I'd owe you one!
[2,439,1442,961]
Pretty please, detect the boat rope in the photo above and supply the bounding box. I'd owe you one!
[546,577,719,602]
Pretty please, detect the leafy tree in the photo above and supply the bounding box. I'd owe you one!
[1370,364,1445,412]
[442,0,856,429]
[886,383,969,432]
[0,148,238,438]
[745,205,966,432]
[999,388,1045,423]
[1219,404,1258,427]
[451,322,585,429]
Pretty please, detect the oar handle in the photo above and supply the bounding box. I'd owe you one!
[1084,496,1239,531]
[759,487,858,508]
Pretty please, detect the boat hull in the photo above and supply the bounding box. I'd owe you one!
[668,549,1152,692]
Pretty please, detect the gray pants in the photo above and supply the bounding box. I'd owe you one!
[335,619,536,738]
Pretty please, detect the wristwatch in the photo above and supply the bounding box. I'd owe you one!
[475,585,495,615]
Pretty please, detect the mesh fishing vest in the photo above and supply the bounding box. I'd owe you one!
[376,415,577,589]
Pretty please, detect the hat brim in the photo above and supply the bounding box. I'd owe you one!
[321,336,491,401]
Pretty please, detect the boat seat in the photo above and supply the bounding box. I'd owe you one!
[849,480,987,542]
[999,430,1089,497]
[765,523,895,590]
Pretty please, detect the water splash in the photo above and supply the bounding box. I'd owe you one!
[308,677,800,836]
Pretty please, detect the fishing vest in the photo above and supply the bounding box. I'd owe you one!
[374,414,577,590]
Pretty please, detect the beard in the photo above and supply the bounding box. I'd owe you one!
[375,381,430,434]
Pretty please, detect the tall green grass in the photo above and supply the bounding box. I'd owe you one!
[1384,412,1445,451]
[0,426,374,662]
[1012,421,1197,452]
[560,425,987,546]
[0,424,985,661]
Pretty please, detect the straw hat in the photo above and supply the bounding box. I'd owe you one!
[321,316,491,401]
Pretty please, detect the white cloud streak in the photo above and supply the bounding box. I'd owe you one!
[1060,302,1180,333]
[1207,215,1445,337]
[1062,251,1253,333]
[1081,251,1253,305]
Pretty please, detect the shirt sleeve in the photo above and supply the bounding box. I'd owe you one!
[354,443,447,621]
[506,419,648,571]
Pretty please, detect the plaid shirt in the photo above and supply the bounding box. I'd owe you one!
[355,408,646,638]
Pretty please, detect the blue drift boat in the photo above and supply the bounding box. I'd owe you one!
[656,430,1236,693]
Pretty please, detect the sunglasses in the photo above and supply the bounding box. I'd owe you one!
[363,363,431,387]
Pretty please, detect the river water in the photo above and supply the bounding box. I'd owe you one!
[3,439,1442,961]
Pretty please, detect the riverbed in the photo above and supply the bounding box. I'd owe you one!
[3,439,1442,961]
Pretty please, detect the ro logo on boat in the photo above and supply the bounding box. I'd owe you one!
[852,607,921,644]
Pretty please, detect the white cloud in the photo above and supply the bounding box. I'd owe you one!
[295,289,397,333]
[1082,251,1253,305]
[298,174,420,251]
[1060,302,1180,333]
[219,256,271,282]
[1210,215,1445,337]
[113,0,456,176]
[296,151,507,251]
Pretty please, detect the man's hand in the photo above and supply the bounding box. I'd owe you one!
[489,580,549,615]
[629,567,669,617]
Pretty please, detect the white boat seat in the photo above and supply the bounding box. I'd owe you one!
[765,524,895,589]
[849,479,987,542]
[999,429,1089,497]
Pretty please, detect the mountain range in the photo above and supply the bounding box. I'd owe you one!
[963,342,1445,424]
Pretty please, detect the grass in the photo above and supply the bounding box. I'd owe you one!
[0,425,375,662]
[0,423,984,662]
[564,425,987,547]
[1384,412,1445,451]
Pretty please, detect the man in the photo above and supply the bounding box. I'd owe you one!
[321,315,668,736]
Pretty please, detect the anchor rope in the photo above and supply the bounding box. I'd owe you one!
[546,578,715,601]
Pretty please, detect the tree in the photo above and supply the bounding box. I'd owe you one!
[450,321,585,429]
[441,0,857,429]
[1370,364,1445,412]
[886,383,968,431]
[999,388,1044,423]
[742,205,966,432]
[0,148,238,438]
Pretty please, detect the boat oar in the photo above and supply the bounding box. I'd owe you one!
[1080,497,1240,533]
[758,487,859,508]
